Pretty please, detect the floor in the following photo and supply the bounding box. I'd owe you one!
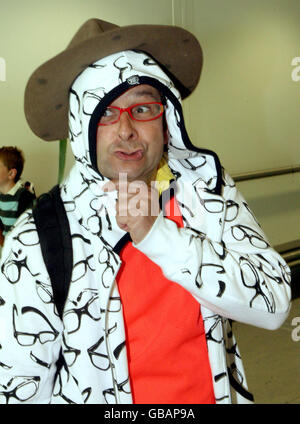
[233,296,300,404]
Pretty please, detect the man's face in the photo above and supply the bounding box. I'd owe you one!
[96,84,166,184]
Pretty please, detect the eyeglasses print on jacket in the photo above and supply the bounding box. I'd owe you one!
[0,376,40,404]
[64,289,101,334]
[87,323,117,371]
[13,305,59,346]
[2,251,40,284]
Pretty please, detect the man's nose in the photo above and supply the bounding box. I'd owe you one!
[118,111,137,141]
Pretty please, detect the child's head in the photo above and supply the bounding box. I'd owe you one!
[0,146,24,183]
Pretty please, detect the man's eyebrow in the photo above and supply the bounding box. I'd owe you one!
[134,90,160,100]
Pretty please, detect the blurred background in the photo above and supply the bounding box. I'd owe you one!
[0,0,299,403]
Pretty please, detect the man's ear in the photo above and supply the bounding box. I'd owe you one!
[8,168,17,181]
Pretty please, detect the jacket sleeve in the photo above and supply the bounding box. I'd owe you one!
[134,172,291,330]
[0,213,62,404]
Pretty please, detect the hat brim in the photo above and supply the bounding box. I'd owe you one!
[24,24,202,141]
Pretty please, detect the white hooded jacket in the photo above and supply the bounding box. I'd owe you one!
[0,51,291,404]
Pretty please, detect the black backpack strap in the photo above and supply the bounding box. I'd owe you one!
[32,185,73,319]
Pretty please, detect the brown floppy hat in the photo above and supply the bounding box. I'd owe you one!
[24,18,203,141]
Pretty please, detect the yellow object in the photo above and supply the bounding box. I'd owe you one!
[155,155,174,195]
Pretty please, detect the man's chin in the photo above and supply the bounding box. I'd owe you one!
[98,161,157,185]
[110,171,154,186]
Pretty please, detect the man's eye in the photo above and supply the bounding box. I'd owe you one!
[134,105,150,114]
[102,108,114,117]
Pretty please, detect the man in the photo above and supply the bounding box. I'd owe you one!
[24,181,36,197]
[0,19,291,404]
[0,146,35,235]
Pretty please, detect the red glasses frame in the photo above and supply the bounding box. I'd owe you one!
[98,102,164,126]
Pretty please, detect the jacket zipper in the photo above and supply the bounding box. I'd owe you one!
[104,260,122,404]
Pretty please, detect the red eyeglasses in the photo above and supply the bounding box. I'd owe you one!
[98,102,164,126]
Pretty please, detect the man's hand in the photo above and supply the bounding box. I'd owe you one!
[103,177,160,244]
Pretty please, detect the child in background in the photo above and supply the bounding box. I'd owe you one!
[0,146,35,235]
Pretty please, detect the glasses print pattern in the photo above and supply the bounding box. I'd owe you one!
[0,52,291,404]
[64,289,101,334]
[13,305,59,347]
[0,376,40,404]
[1,243,40,285]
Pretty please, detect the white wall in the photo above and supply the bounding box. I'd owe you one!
[0,0,299,246]
[184,0,299,171]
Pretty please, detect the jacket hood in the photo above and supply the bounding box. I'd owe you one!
[69,50,222,195]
